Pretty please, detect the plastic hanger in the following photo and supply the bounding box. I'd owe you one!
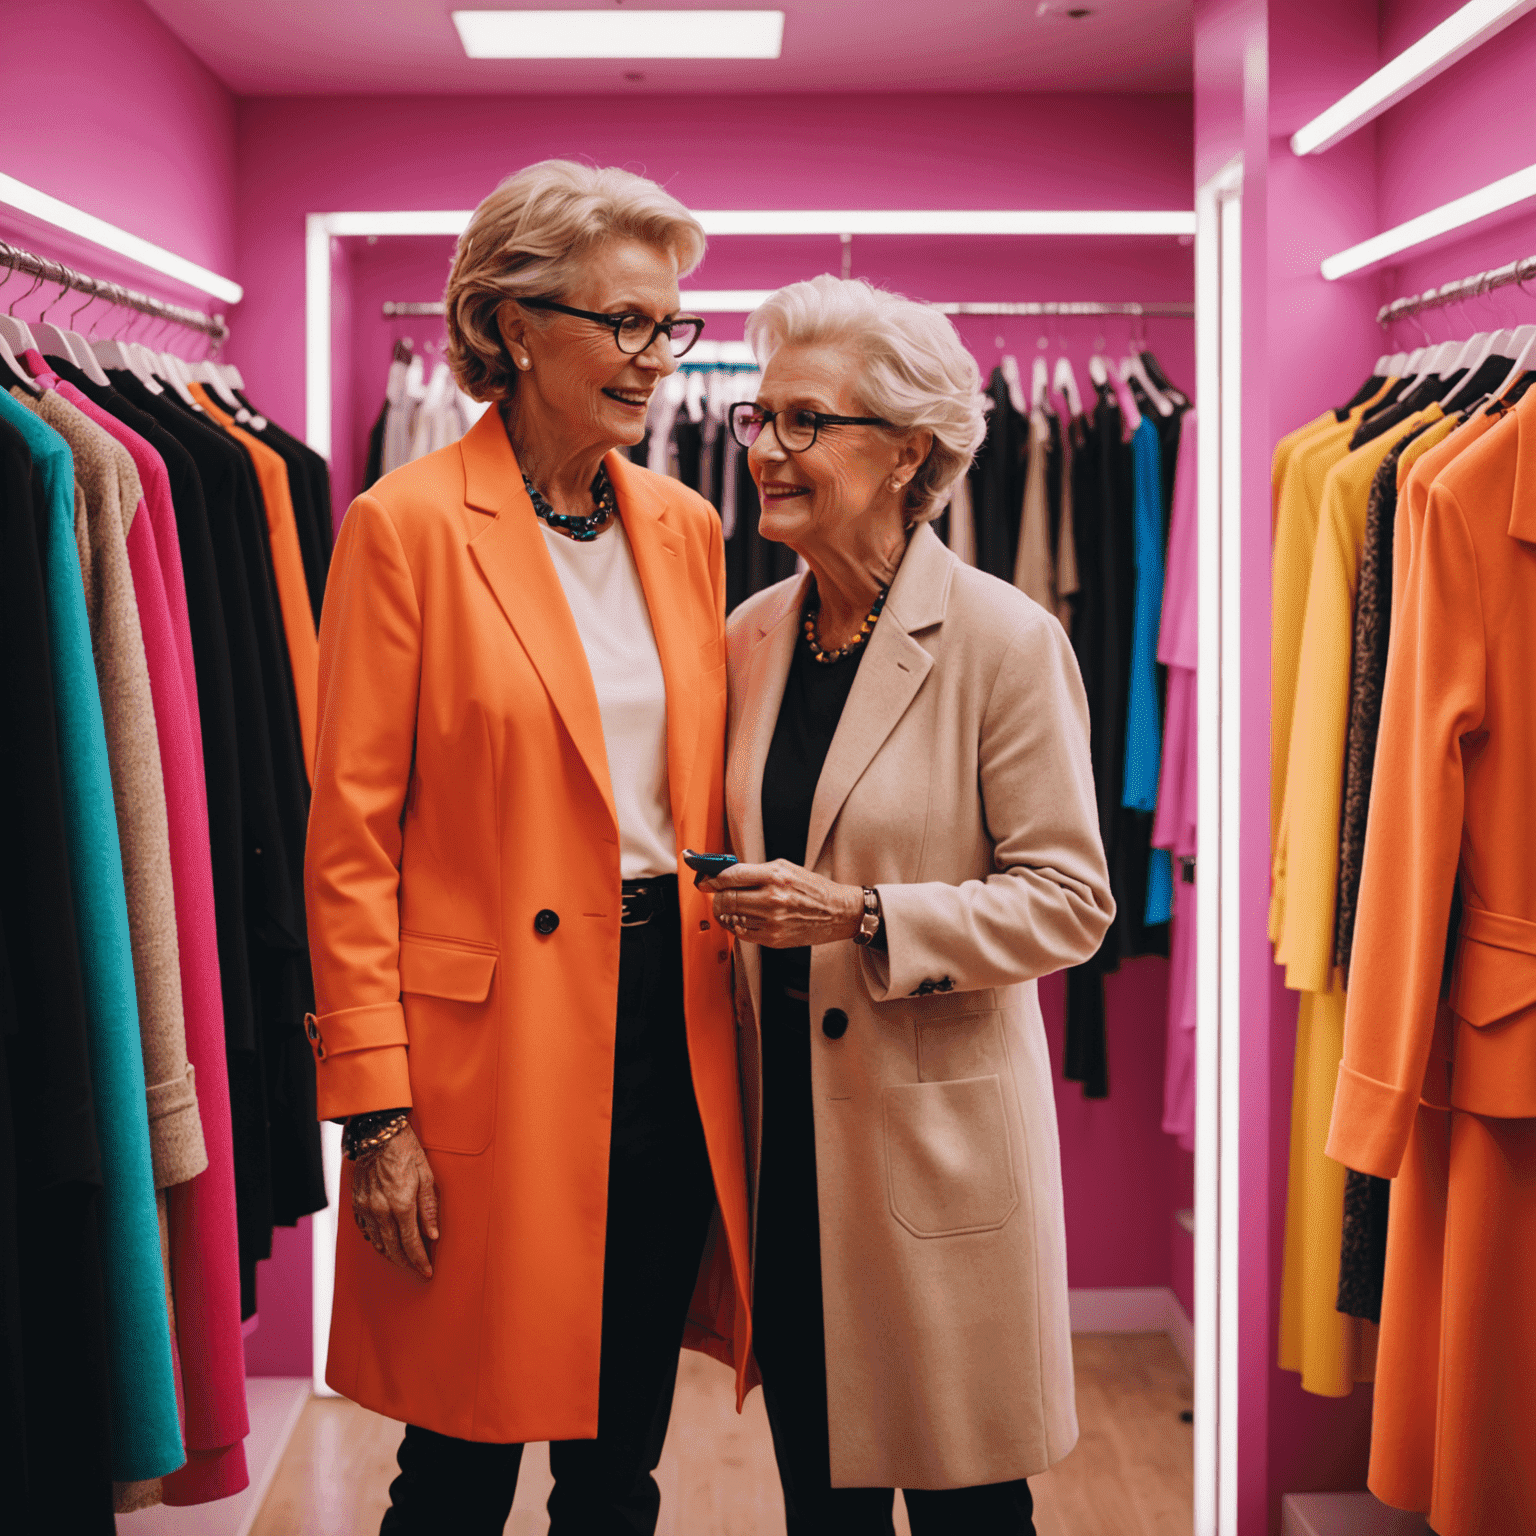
[999,351,1027,415]
[0,328,39,392]
[0,257,42,357]
[1121,353,1175,416]
[1468,325,1536,421]
[1440,327,1520,411]
[194,358,243,410]
[1053,355,1083,417]
[1031,352,1050,412]
[28,262,108,382]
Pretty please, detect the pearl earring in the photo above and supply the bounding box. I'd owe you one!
[517,356,531,370]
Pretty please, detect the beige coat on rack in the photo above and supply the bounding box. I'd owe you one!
[725,525,1115,1489]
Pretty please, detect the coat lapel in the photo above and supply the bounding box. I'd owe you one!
[802,525,951,873]
[604,452,697,824]
[462,411,617,834]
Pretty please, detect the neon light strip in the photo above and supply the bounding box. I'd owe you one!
[0,171,243,303]
[1321,161,1536,278]
[1291,0,1536,156]
[319,208,1196,240]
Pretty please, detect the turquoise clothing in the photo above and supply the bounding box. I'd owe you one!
[0,389,184,1480]
[1122,415,1173,925]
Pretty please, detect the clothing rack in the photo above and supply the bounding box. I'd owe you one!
[1376,253,1536,327]
[0,239,230,343]
[383,299,1194,318]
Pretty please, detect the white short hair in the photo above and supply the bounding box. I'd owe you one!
[446,159,707,402]
[745,275,987,523]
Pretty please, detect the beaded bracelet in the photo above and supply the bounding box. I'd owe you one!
[343,1110,411,1161]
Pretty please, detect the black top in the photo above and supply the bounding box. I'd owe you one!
[760,598,870,995]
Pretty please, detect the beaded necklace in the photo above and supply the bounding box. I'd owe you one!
[802,583,889,665]
[524,467,618,542]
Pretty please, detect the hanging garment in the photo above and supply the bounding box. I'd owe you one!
[1268,385,1394,858]
[12,387,204,1187]
[382,352,424,475]
[1123,415,1172,927]
[970,367,1028,581]
[192,385,319,779]
[1012,406,1055,607]
[1154,413,1197,1149]
[0,416,116,1532]
[1328,385,1536,1536]
[1052,410,1082,634]
[1274,408,1435,1398]
[0,388,184,1483]
[111,372,325,1304]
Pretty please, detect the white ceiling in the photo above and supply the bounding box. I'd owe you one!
[142,0,1193,95]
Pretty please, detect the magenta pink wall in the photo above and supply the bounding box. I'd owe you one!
[0,0,236,315]
[231,89,1195,480]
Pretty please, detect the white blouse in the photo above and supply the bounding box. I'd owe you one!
[539,517,678,881]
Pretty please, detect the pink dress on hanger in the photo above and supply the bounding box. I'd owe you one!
[1153,412,1197,1150]
[26,355,251,1503]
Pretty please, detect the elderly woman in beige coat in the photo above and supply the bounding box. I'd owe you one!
[699,275,1115,1534]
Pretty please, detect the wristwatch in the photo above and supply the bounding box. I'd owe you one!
[853,886,883,947]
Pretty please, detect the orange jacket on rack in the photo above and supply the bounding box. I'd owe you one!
[303,408,751,1442]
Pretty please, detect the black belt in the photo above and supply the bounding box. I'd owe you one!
[621,874,677,928]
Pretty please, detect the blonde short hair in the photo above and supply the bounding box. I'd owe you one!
[744,275,988,523]
[445,160,707,402]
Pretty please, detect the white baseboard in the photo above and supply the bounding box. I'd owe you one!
[1069,1285,1193,1374]
[117,1377,311,1536]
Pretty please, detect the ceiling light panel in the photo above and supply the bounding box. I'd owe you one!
[452,9,785,59]
[1291,0,1536,156]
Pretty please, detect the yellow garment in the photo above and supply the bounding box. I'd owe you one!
[1268,393,1392,904]
[1272,409,1334,507]
[1275,407,1433,1400]
[1277,987,1378,1395]
[1395,412,1458,492]
[1276,408,1438,992]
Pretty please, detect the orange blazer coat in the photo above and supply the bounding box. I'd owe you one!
[304,408,751,1442]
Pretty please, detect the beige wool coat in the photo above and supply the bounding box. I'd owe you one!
[726,524,1115,1490]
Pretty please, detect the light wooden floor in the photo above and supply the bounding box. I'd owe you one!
[251,1333,1192,1536]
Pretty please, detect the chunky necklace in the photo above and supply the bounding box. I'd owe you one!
[802,583,888,664]
[524,467,617,542]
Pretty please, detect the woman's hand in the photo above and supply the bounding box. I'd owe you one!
[702,860,865,949]
[352,1122,439,1281]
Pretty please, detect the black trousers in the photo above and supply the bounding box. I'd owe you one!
[380,881,717,1535]
[752,982,1037,1536]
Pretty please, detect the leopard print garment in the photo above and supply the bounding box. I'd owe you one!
[1333,424,1434,979]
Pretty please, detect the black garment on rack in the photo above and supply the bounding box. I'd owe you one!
[1352,368,1468,447]
[362,398,387,492]
[109,372,327,1309]
[236,391,336,593]
[969,368,1028,581]
[671,416,703,494]
[0,420,116,1532]
[233,404,330,626]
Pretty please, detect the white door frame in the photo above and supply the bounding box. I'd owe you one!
[302,206,1236,1521]
[1194,154,1244,1536]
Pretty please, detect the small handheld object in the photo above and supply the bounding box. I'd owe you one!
[682,849,739,887]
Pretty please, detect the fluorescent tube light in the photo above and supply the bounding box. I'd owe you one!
[453,9,785,58]
[694,209,1197,236]
[0,171,243,303]
[1321,161,1536,278]
[679,290,773,310]
[1291,0,1536,155]
[316,209,1196,240]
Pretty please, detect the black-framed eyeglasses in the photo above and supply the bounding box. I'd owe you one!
[728,401,891,453]
[519,297,705,358]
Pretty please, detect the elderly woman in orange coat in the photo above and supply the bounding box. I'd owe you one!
[303,160,751,1534]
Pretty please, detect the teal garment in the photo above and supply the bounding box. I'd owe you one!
[1122,415,1172,925]
[0,389,184,1480]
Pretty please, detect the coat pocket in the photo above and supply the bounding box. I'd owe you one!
[883,1075,1019,1238]
[400,936,499,1155]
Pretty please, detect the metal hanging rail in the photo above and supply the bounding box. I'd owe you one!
[1377,252,1536,326]
[384,298,1193,318]
[0,239,230,343]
